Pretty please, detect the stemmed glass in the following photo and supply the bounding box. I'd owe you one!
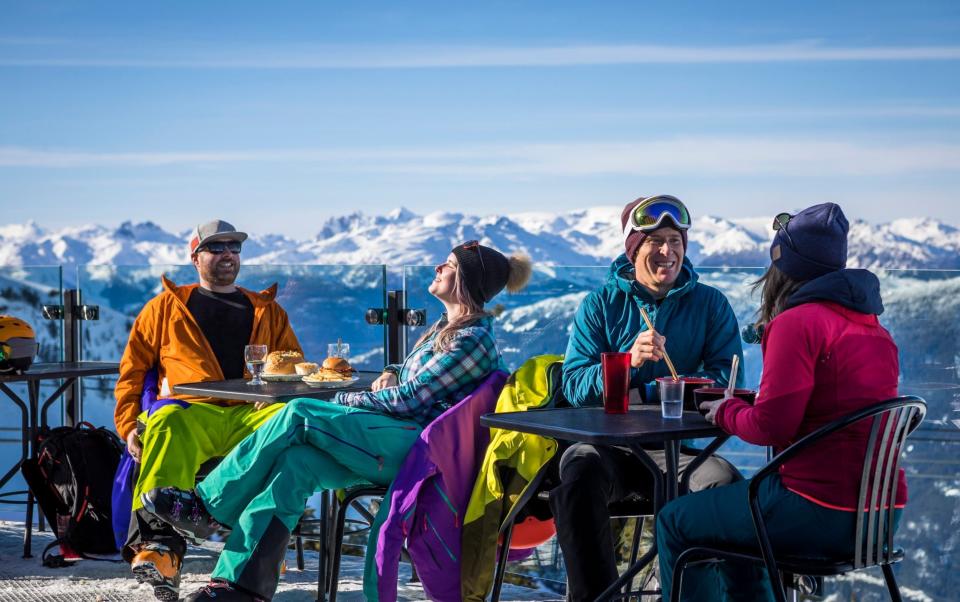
[244,344,268,385]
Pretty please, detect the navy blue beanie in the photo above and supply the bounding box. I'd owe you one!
[771,202,849,281]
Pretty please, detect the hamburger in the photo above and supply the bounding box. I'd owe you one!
[264,350,305,375]
[322,356,353,377]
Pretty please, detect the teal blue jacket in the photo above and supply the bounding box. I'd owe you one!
[562,254,744,406]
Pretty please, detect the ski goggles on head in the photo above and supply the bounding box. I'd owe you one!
[622,195,692,238]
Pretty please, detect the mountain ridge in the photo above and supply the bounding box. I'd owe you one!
[1,208,958,269]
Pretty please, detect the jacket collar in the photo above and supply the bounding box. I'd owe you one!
[608,253,699,303]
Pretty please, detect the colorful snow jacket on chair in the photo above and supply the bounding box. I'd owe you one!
[460,354,565,601]
[367,369,509,602]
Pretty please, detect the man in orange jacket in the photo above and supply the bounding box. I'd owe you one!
[114,219,301,601]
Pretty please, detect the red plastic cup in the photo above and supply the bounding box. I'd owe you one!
[693,387,758,416]
[601,352,631,414]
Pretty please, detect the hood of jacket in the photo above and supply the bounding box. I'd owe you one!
[785,268,884,316]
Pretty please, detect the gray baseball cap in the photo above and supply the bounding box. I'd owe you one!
[189,219,248,255]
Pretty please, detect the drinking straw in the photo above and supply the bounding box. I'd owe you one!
[726,354,740,399]
[638,307,679,381]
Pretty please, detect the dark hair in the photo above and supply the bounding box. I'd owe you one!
[752,263,806,327]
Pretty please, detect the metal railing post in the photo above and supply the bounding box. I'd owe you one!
[62,289,81,426]
[43,289,99,427]
[366,289,425,367]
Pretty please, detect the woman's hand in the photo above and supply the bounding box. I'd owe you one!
[254,401,275,411]
[629,329,666,368]
[371,371,398,392]
[699,398,729,425]
[126,430,143,463]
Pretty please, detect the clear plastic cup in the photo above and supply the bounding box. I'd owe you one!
[327,342,350,359]
[658,377,685,419]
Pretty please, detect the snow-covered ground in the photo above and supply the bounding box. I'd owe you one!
[0,521,557,601]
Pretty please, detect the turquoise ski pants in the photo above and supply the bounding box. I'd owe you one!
[195,398,422,600]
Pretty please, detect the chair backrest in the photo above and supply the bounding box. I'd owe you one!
[853,396,925,568]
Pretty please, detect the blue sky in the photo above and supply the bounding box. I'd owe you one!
[1,1,959,237]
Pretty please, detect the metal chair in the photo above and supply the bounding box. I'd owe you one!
[316,484,389,602]
[670,396,926,602]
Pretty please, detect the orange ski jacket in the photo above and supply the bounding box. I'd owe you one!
[113,275,301,439]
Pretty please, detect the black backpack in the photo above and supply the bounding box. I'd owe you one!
[21,422,123,563]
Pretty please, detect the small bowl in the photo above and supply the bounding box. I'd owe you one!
[693,387,758,416]
[680,377,715,412]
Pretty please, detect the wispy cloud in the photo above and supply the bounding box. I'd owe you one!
[3,137,959,176]
[1,42,960,69]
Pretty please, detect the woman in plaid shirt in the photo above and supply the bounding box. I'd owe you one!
[142,241,532,602]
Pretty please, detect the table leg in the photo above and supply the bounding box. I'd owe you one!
[597,447,668,601]
[664,440,680,502]
[35,377,75,541]
[22,380,42,558]
[597,437,729,602]
[0,383,29,489]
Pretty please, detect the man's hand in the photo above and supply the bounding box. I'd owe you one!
[700,398,729,425]
[126,430,143,463]
[371,371,398,392]
[629,329,666,368]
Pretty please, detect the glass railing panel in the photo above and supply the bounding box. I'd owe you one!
[871,269,960,600]
[0,265,62,520]
[75,264,388,428]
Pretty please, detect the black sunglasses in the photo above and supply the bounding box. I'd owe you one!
[198,240,243,255]
[772,212,795,249]
[462,240,487,282]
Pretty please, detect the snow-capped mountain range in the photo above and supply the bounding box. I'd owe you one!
[1,207,959,269]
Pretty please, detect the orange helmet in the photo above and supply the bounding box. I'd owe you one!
[0,315,38,374]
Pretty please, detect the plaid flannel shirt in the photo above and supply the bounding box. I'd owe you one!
[335,315,503,426]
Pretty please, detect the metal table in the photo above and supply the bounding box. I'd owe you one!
[0,361,120,557]
[480,405,729,601]
[173,370,380,403]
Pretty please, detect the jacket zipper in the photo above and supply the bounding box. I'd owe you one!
[432,480,459,527]
[423,512,457,562]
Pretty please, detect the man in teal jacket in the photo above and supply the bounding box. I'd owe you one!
[552,195,744,601]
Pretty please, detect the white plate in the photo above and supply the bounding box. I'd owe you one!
[302,375,360,388]
[261,373,305,382]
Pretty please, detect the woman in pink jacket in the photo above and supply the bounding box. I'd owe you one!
[656,203,902,601]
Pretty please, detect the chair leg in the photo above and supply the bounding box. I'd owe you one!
[317,492,330,602]
[881,564,903,602]
[624,516,644,595]
[328,494,353,602]
[490,520,515,602]
[296,533,305,571]
[669,552,686,602]
[23,491,34,558]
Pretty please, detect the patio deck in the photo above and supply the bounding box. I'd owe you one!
[0,521,558,601]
